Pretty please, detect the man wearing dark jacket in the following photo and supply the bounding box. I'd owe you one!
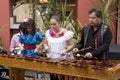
[73,8,112,60]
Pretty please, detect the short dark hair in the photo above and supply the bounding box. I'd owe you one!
[24,18,36,36]
[19,22,26,31]
[88,8,102,18]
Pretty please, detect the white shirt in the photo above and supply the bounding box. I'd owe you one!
[45,29,74,59]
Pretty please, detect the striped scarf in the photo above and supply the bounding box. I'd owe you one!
[84,23,107,59]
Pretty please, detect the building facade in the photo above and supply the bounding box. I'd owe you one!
[0,0,119,53]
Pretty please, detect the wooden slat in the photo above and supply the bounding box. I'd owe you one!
[0,56,120,80]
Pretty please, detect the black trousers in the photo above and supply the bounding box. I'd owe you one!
[50,74,64,80]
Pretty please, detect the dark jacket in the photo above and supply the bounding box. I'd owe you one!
[75,23,112,60]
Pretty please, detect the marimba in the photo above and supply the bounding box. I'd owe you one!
[0,54,120,80]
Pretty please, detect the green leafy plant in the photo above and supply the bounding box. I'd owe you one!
[60,0,83,43]
[95,0,120,28]
[94,0,120,43]
[33,0,83,43]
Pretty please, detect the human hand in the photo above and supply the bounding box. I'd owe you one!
[72,48,79,53]
[84,52,93,59]
[20,47,24,51]
[44,45,49,51]
[34,48,38,53]
[60,49,67,56]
